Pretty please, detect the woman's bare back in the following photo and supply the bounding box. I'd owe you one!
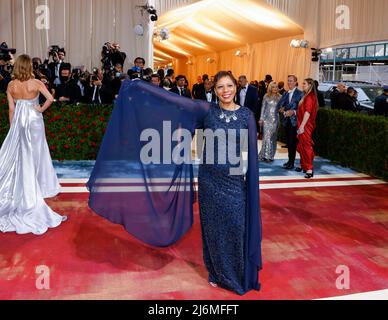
[8,79,41,100]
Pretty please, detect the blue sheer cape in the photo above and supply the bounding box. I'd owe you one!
[87,79,262,281]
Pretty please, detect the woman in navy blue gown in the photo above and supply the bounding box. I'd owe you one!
[87,71,262,295]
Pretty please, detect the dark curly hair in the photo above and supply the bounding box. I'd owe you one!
[213,71,237,86]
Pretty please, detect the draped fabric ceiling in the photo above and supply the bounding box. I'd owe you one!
[153,0,309,85]
[154,0,388,86]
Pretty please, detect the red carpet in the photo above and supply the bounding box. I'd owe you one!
[1,184,388,300]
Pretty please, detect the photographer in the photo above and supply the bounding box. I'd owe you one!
[32,57,52,81]
[55,63,81,105]
[101,42,126,75]
[45,46,66,86]
[0,42,16,93]
[86,67,113,105]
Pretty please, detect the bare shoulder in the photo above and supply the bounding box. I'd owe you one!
[32,78,44,88]
[6,80,15,93]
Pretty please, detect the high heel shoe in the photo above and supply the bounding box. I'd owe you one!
[305,172,314,179]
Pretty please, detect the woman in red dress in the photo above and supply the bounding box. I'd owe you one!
[296,78,319,179]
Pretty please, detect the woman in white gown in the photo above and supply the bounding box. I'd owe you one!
[0,54,66,235]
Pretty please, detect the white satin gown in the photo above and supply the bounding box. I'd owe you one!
[0,95,66,235]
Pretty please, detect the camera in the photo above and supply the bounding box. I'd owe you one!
[101,42,114,72]
[49,45,61,57]
[0,42,16,62]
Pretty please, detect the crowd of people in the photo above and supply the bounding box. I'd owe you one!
[1,42,387,178]
[0,42,159,105]
[164,72,320,178]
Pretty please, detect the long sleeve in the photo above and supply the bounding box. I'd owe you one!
[87,80,210,247]
[260,96,267,120]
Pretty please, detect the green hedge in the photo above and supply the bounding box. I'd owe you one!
[0,93,112,160]
[278,108,388,181]
[1,94,387,180]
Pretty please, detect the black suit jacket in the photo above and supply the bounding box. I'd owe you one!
[197,88,217,103]
[192,83,204,99]
[237,85,259,115]
[170,86,192,99]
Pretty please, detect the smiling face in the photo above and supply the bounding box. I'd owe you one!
[215,76,237,105]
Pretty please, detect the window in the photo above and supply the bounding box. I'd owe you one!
[375,45,385,57]
[366,45,375,57]
[357,47,365,58]
[349,47,357,59]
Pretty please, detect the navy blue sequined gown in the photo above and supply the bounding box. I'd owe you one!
[199,104,261,295]
[87,80,262,295]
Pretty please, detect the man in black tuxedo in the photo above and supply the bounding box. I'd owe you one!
[197,78,217,103]
[237,75,259,117]
[170,75,192,98]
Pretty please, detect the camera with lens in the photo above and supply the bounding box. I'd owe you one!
[101,42,114,72]
[0,42,16,62]
[48,45,61,57]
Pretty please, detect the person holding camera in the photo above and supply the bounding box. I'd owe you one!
[86,67,113,105]
[45,46,66,87]
[101,42,126,75]
[0,42,16,93]
[54,63,81,105]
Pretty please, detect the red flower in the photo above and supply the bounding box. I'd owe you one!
[64,144,70,149]
[76,111,82,116]
[80,139,86,143]
[73,118,79,123]
[99,117,105,122]
[67,124,72,130]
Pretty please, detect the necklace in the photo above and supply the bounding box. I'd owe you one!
[218,103,238,123]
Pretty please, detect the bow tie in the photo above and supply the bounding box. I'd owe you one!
[206,91,212,94]
[242,87,247,90]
